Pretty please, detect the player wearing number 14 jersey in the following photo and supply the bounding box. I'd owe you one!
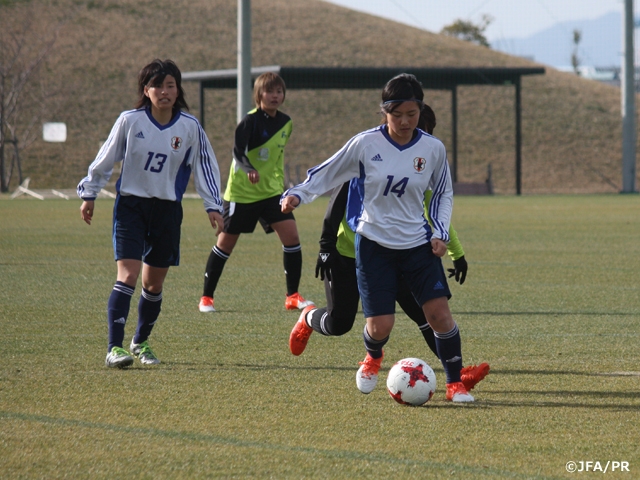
[282,73,475,402]
[284,118,451,251]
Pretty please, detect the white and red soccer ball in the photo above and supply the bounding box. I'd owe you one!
[386,357,437,406]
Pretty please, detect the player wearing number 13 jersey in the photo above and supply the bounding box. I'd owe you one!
[78,59,223,369]
[77,100,222,211]
[282,73,474,402]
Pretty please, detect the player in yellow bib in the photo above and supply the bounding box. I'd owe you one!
[200,72,312,312]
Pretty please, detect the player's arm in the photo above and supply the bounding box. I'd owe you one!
[446,225,465,261]
[77,113,127,223]
[445,225,468,284]
[192,122,224,232]
[233,115,259,183]
[77,114,126,201]
[423,190,463,260]
[424,189,467,284]
[315,182,350,280]
[320,182,349,251]
[426,145,453,247]
[281,135,362,210]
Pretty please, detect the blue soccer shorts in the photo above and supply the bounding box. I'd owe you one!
[355,235,451,318]
[113,195,183,268]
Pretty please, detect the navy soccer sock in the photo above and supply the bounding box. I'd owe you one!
[362,324,388,359]
[134,288,163,344]
[419,323,440,359]
[107,281,135,352]
[283,244,302,296]
[434,323,463,384]
[203,246,229,298]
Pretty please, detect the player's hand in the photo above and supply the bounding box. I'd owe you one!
[247,170,260,184]
[447,256,468,285]
[315,248,337,281]
[208,211,224,236]
[280,195,299,213]
[80,200,95,225]
[430,238,447,257]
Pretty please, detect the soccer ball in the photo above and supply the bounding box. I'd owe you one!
[386,357,436,406]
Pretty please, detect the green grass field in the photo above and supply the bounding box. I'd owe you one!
[1,195,639,479]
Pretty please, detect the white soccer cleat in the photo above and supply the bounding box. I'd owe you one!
[446,382,475,403]
[356,353,383,394]
[130,340,161,365]
[105,347,134,369]
[199,296,215,312]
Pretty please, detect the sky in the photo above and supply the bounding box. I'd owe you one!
[322,0,625,41]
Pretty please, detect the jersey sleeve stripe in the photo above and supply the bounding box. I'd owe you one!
[195,122,222,205]
[428,162,451,242]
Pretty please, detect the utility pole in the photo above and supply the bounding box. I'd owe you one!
[621,0,637,193]
[237,0,252,123]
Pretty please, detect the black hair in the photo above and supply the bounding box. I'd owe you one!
[420,104,436,134]
[380,73,425,115]
[135,59,189,111]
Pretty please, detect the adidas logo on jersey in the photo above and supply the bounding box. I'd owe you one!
[434,281,445,290]
[135,131,145,139]
[371,153,383,162]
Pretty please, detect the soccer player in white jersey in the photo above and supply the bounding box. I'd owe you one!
[288,105,490,395]
[281,73,474,402]
[78,59,224,369]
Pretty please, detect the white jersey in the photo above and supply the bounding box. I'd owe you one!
[283,125,453,250]
[77,108,223,213]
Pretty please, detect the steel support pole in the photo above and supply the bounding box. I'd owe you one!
[237,0,252,123]
[515,78,522,195]
[621,0,637,193]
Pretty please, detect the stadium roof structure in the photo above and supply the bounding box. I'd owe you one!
[183,65,545,194]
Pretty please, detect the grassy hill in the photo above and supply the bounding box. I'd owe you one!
[2,0,635,194]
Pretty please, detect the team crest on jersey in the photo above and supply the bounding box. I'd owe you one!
[258,147,269,161]
[414,157,426,172]
[171,136,182,150]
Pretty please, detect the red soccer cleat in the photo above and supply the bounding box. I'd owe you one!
[285,292,314,310]
[289,305,316,356]
[199,296,215,312]
[446,381,475,403]
[460,362,490,391]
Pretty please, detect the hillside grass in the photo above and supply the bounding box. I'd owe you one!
[1,0,636,195]
[1,194,639,479]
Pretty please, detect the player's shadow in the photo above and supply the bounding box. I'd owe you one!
[453,310,636,317]
[487,368,640,377]
[173,362,363,372]
[172,363,640,379]
[152,362,640,411]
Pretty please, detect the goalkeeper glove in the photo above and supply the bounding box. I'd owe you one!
[315,248,336,281]
[447,256,468,285]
